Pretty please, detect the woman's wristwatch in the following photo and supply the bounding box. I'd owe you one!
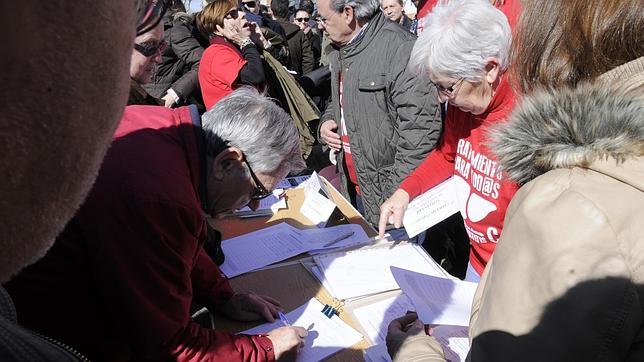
[239,38,254,49]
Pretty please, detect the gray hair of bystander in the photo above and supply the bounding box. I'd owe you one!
[409,0,511,82]
[201,87,305,176]
[330,0,380,22]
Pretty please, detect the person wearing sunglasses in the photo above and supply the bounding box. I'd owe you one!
[293,9,321,68]
[197,0,270,110]
[128,19,167,105]
[240,0,289,41]
[140,0,209,111]
[378,0,520,283]
[271,0,316,75]
[6,88,308,361]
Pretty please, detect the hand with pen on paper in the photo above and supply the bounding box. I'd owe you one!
[266,312,308,360]
[222,292,307,360]
[267,325,308,361]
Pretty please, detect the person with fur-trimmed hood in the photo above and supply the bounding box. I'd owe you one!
[386,0,644,360]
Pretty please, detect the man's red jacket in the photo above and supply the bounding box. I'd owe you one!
[6,106,275,361]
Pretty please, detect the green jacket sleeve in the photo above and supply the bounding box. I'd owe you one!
[387,40,443,188]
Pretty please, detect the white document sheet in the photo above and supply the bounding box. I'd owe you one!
[300,190,337,227]
[297,171,329,196]
[220,223,371,278]
[304,224,370,254]
[403,177,459,238]
[299,172,337,227]
[432,325,470,362]
[236,189,287,214]
[390,266,476,327]
[242,298,363,362]
[354,293,470,361]
[313,243,450,300]
[234,174,312,215]
[220,223,306,277]
[352,294,416,345]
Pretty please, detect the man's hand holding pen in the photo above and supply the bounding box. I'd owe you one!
[268,311,308,361]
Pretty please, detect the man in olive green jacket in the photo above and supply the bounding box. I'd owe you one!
[317,0,442,229]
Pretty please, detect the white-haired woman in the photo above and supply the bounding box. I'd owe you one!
[378,0,519,282]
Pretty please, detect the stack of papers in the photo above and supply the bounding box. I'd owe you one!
[311,243,450,300]
[352,294,416,345]
[390,266,477,327]
[353,293,471,362]
[219,223,370,278]
[242,298,363,362]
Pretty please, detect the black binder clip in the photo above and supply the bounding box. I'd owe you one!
[321,304,338,318]
[321,299,343,319]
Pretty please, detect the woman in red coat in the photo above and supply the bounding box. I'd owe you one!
[197,0,269,109]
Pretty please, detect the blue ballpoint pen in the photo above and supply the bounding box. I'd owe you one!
[278,311,291,326]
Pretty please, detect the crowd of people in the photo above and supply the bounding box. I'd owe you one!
[0,0,642,361]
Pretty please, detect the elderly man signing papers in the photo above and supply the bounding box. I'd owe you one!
[6,89,308,361]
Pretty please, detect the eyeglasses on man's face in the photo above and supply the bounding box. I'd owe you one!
[433,77,465,98]
[134,40,167,57]
[242,0,257,8]
[242,155,271,200]
[295,17,310,22]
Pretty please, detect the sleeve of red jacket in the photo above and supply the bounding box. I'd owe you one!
[191,246,234,309]
[399,110,458,199]
[93,198,274,362]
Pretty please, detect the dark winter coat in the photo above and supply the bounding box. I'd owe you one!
[275,19,315,76]
[319,12,442,226]
[144,12,205,107]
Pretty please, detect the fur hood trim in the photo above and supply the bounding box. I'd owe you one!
[489,82,644,186]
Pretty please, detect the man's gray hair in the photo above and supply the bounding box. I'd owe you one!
[330,0,380,22]
[202,88,305,175]
[409,0,511,82]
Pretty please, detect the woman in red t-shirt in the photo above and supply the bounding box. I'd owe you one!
[378,0,520,282]
[196,0,269,110]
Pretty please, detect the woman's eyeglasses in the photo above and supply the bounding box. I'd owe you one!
[134,40,167,57]
[295,17,310,22]
[225,9,241,19]
[433,77,465,98]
